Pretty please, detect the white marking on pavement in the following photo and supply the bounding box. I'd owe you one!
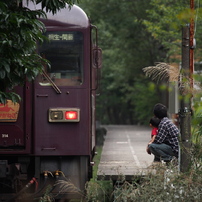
[116,142,128,144]
[126,132,141,167]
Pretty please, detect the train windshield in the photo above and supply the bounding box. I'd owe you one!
[39,31,83,86]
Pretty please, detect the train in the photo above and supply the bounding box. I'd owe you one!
[0,2,102,201]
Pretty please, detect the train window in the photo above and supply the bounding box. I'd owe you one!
[39,31,83,86]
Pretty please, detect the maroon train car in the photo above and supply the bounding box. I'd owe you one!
[0,3,101,201]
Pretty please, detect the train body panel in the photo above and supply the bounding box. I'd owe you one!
[0,83,32,154]
[0,3,101,201]
[33,88,91,156]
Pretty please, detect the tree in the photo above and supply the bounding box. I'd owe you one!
[0,0,79,104]
[80,0,202,125]
[80,0,167,124]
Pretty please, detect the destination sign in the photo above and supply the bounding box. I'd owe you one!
[47,33,74,41]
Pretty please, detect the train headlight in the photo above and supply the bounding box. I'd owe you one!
[49,108,80,122]
[50,111,63,120]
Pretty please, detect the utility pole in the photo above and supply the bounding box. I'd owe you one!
[180,25,191,172]
[190,0,194,80]
[179,0,194,172]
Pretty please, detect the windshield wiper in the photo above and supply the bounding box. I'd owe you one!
[42,70,62,94]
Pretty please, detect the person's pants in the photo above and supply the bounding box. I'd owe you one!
[148,143,176,162]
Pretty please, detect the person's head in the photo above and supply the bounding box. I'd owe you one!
[153,103,168,119]
[149,116,160,128]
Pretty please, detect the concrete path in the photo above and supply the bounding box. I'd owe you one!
[97,125,155,181]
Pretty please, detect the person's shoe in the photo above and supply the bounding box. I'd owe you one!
[147,161,164,169]
[164,157,178,167]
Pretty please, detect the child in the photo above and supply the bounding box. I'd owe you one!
[146,117,160,155]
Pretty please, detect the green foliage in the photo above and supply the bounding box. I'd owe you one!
[117,169,202,201]
[0,92,21,105]
[143,0,188,55]
[79,0,202,125]
[143,0,202,63]
[0,1,45,103]
[192,101,202,146]
[80,0,167,124]
[130,81,159,125]
[39,185,54,202]
[34,0,80,14]
[85,180,113,202]
[85,144,113,202]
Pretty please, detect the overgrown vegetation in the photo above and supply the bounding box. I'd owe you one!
[85,142,202,202]
[85,145,113,202]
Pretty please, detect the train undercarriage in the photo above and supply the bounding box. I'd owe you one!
[0,156,91,201]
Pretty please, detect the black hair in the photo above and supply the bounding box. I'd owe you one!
[153,103,168,119]
[149,116,160,128]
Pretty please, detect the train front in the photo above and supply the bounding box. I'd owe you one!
[0,4,101,201]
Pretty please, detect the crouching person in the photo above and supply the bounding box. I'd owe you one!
[148,103,179,165]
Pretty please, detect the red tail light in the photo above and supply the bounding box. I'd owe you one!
[65,111,78,120]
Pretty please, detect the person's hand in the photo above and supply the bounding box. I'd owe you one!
[146,146,151,155]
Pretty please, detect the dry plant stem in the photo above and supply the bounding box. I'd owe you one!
[142,62,180,83]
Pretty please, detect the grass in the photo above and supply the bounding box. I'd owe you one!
[92,146,103,179]
[85,145,114,202]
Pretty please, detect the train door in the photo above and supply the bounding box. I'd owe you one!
[33,30,91,156]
